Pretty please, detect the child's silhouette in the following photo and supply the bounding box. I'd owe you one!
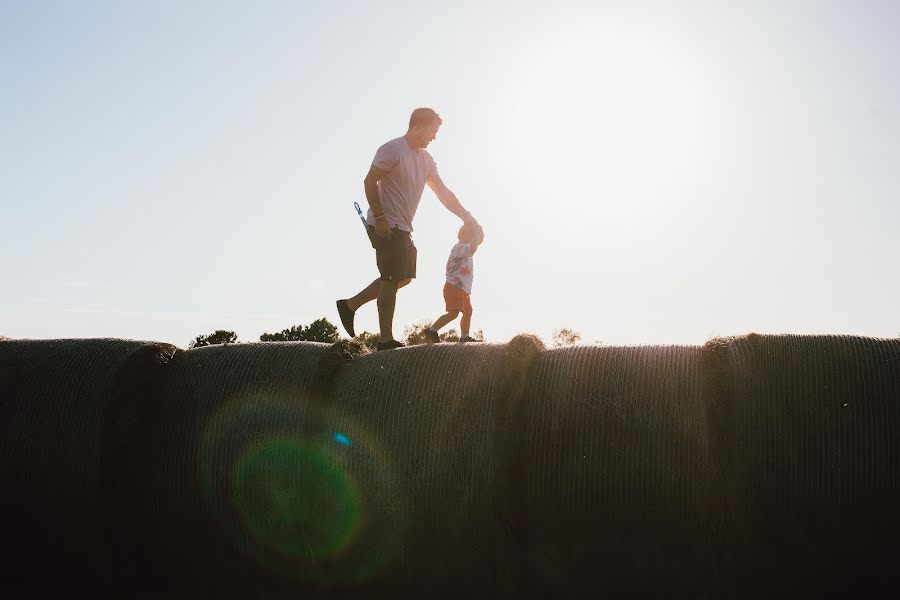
[425,223,485,343]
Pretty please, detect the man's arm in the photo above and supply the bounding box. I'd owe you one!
[364,165,392,238]
[427,172,477,224]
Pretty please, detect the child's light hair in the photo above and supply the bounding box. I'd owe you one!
[458,223,484,245]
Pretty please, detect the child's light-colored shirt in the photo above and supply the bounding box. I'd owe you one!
[446,242,474,294]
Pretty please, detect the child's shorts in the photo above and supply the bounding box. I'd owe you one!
[443,282,472,315]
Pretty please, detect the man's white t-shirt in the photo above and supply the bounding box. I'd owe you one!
[365,136,438,232]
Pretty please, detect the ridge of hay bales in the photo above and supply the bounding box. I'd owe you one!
[499,334,546,402]
[494,334,547,458]
[707,333,900,597]
[0,338,176,596]
[514,343,722,598]
[329,338,544,599]
[492,334,546,593]
[5,331,899,598]
[136,341,354,597]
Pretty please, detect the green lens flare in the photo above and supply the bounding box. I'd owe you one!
[199,399,408,584]
[232,436,360,560]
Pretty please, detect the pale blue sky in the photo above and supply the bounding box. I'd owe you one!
[2,0,898,347]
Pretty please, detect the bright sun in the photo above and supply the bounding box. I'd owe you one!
[512,35,699,197]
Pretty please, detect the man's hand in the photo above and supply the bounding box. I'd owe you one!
[374,215,392,239]
[463,212,482,236]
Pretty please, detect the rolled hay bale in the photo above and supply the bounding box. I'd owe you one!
[327,336,545,599]
[0,338,176,596]
[515,345,721,598]
[137,340,367,598]
[705,334,900,597]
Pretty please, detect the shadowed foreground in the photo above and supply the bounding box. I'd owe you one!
[0,334,898,598]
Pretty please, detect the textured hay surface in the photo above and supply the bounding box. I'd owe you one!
[726,334,900,502]
[0,338,175,592]
[138,341,338,595]
[6,333,900,598]
[516,344,719,598]
[720,334,900,596]
[330,342,521,598]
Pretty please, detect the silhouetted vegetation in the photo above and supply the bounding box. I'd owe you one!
[403,321,485,345]
[189,330,238,349]
[189,318,601,348]
[259,317,339,343]
[552,328,582,347]
[352,331,380,348]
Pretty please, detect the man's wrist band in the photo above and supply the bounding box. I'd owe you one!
[374,213,386,220]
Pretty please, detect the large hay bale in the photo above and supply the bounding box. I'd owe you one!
[515,345,720,598]
[706,334,900,597]
[137,341,360,598]
[327,338,543,599]
[0,338,176,595]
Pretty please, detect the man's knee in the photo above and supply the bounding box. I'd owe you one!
[379,277,410,287]
[378,278,400,295]
[447,310,460,319]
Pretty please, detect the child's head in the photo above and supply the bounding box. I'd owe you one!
[458,223,484,246]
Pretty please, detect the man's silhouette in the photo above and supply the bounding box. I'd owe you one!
[337,107,479,350]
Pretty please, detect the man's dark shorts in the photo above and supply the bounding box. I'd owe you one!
[367,225,417,282]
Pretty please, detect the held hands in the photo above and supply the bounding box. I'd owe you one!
[462,211,482,235]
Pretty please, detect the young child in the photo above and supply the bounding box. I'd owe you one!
[425,223,485,343]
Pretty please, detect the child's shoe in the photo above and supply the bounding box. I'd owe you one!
[424,327,440,344]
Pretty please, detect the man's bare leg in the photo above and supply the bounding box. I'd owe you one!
[346,278,381,312]
[377,279,400,341]
[347,278,411,312]
[338,278,411,339]
[376,278,412,342]
[336,279,379,337]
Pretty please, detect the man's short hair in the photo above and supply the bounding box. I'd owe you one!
[409,107,442,129]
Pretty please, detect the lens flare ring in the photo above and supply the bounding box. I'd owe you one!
[198,391,408,584]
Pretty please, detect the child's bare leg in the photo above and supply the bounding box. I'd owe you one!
[431,311,459,332]
[460,310,472,338]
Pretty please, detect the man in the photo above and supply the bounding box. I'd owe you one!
[336,107,479,350]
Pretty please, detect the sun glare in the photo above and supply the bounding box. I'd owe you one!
[512,36,699,197]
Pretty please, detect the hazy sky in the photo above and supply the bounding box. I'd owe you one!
[2,0,898,347]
